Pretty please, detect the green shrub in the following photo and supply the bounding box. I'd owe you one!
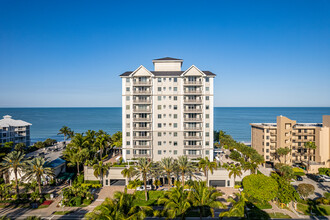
[20,193,28,199]
[84,180,100,184]
[294,172,305,176]
[75,174,84,185]
[297,198,309,204]
[319,168,330,176]
[75,197,82,206]
[83,198,92,205]
[44,193,51,199]
[39,198,45,204]
[324,192,330,200]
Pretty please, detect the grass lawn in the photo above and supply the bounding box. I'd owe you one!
[133,191,165,206]
[53,211,72,215]
[38,204,50,209]
[249,200,272,210]
[297,203,330,216]
[268,212,292,219]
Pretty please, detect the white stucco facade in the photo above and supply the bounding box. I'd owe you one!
[120,58,216,162]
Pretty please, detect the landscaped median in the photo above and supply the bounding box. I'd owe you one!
[297,202,330,216]
[53,211,73,215]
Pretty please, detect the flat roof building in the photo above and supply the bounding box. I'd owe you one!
[251,115,330,172]
[0,115,31,146]
[120,57,215,161]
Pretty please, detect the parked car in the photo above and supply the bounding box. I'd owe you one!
[137,185,153,191]
[306,174,323,182]
[295,175,303,181]
[320,175,330,182]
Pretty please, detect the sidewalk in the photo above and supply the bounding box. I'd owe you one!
[264,201,301,219]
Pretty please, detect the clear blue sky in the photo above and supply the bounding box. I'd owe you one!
[1,0,329,107]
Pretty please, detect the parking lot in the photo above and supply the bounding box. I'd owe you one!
[291,175,330,199]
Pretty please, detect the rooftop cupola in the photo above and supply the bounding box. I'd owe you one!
[152,57,183,71]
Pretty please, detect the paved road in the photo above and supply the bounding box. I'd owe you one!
[291,176,330,199]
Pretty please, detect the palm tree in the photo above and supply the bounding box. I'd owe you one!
[121,166,137,186]
[276,147,291,164]
[160,157,175,186]
[112,131,122,148]
[63,134,89,174]
[134,158,152,201]
[0,151,26,196]
[177,156,196,187]
[198,157,217,186]
[93,161,111,186]
[23,158,54,194]
[94,133,112,161]
[158,183,191,219]
[189,181,226,219]
[304,142,317,173]
[278,165,295,181]
[219,192,248,218]
[248,153,265,174]
[227,164,242,185]
[86,189,151,220]
[58,126,72,143]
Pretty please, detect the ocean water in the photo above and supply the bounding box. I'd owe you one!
[0,107,329,143]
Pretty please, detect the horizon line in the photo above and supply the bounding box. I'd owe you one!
[0,106,330,108]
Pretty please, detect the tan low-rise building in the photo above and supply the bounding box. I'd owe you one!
[251,115,330,172]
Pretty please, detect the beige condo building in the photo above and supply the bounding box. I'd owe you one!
[251,115,330,172]
[120,57,215,162]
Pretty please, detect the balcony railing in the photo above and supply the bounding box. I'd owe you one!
[184,145,202,148]
[133,154,151,158]
[184,136,202,140]
[270,137,276,142]
[184,90,202,94]
[133,145,151,148]
[184,127,202,131]
[184,81,202,85]
[293,131,315,136]
[186,154,200,158]
[133,136,152,140]
[133,108,151,113]
[270,130,277,135]
[184,99,203,104]
[133,99,151,104]
[184,109,203,113]
[133,117,151,122]
[133,127,151,131]
[134,90,151,95]
[133,81,151,86]
[184,117,202,122]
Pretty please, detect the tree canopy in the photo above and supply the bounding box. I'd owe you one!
[271,173,299,204]
[242,174,278,202]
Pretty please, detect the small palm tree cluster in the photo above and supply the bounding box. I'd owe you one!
[86,189,152,220]
[0,150,54,197]
[88,181,227,220]
[63,129,122,175]
[120,156,225,202]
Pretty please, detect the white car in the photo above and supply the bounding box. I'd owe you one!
[136,185,152,191]
[136,186,145,191]
[320,175,330,182]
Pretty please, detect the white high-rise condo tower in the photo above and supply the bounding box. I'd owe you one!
[120,57,215,161]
